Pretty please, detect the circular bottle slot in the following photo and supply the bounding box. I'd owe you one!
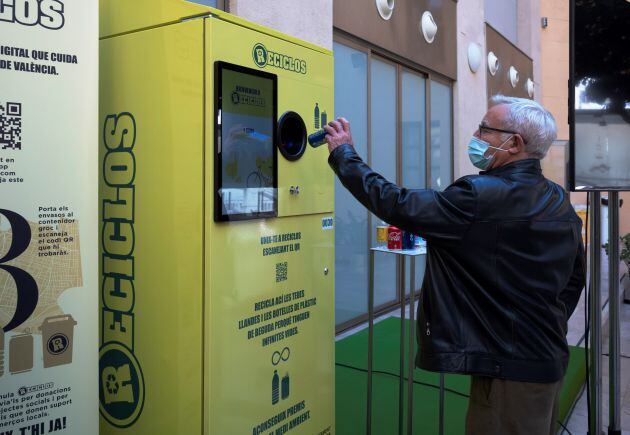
[277,111,307,161]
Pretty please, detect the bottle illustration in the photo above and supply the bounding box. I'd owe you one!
[9,332,33,374]
[0,329,4,377]
[272,370,280,405]
[320,111,328,128]
[314,103,320,129]
[281,373,290,400]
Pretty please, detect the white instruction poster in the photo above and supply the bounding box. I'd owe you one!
[0,1,98,434]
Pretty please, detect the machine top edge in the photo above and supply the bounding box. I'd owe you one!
[99,0,332,56]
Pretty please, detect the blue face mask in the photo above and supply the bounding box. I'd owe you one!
[467,136,512,170]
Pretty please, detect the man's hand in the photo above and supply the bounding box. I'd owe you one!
[323,117,354,153]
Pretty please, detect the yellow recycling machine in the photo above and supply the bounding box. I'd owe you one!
[98,1,335,433]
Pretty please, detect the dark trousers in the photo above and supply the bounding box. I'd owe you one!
[465,376,563,435]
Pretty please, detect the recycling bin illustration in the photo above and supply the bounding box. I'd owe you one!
[40,314,77,368]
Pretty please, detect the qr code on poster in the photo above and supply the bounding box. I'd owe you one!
[0,102,22,150]
[276,261,288,283]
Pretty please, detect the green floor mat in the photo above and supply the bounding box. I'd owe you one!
[335,317,585,435]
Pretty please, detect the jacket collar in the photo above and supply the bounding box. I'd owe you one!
[480,158,542,176]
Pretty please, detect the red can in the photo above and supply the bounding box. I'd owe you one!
[387,226,403,250]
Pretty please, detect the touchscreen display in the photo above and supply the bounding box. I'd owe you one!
[216,64,277,220]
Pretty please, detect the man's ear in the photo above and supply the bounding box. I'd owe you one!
[509,134,525,155]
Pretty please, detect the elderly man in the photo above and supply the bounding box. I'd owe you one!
[323,95,585,435]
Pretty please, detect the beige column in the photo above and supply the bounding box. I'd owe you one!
[539,0,569,188]
[540,0,569,140]
[453,0,487,179]
[518,0,542,103]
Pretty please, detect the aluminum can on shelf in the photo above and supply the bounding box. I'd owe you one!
[387,226,402,250]
[376,222,389,247]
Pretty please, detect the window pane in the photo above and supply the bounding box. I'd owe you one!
[402,71,426,188]
[402,72,428,292]
[405,256,426,296]
[430,81,453,190]
[333,42,369,326]
[371,59,398,308]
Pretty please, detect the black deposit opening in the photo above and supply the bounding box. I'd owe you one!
[277,111,307,161]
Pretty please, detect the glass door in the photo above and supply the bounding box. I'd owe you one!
[370,56,399,309]
[333,42,370,326]
[401,69,427,295]
[333,38,453,331]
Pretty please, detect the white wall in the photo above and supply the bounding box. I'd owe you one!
[485,0,518,43]
[229,0,333,50]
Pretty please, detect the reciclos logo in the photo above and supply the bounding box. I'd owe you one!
[252,42,307,75]
[99,112,145,428]
[0,0,65,30]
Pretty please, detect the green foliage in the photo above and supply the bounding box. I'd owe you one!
[603,233,630,262]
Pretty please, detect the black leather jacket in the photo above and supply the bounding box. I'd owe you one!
[329,144,585,382]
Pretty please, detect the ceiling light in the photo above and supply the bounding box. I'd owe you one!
[376,0,394,20]
[487,51,499,76]
[526,78,534,97]
[509,66,520,88]
[421,11,438,43]
[467,43,482,73]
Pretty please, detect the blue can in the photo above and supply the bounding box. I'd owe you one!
[402,231,415,250]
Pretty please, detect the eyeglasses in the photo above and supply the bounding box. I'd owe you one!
[478,124,520,142]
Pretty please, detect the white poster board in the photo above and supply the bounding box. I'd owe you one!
[570,0,630,190]
[0,1,98,434]
[574,111,630,189]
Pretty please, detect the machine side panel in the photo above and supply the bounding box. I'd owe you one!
[99,21,205,434]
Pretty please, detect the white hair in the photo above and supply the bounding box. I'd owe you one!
[489,94,557,159]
